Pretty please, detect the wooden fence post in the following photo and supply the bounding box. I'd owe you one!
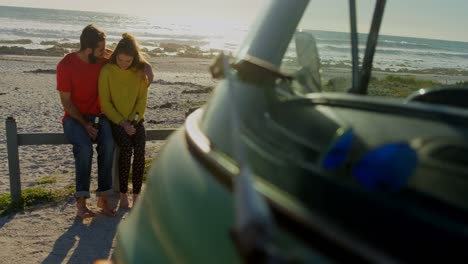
[5,117,22,203]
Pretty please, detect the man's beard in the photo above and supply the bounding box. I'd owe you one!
[88,53,98,64]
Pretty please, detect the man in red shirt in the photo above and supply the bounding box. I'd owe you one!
[57,24,115,218]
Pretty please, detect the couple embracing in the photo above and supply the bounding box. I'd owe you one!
[56,24,152,218]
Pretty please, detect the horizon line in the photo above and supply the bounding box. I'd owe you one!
[1,4,468,44]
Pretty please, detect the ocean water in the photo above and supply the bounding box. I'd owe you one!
[307,30,468,71]
[1,5,468,72]
[0,5,248,51]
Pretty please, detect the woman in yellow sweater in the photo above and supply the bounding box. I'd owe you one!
[99,33,150,208]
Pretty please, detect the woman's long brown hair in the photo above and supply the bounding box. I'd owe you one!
[109,33,148,71]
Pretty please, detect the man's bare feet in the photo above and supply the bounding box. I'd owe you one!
[97,196,116,217]
[120,193,130,209]
[77,207,96,219]
[76,197,95,219]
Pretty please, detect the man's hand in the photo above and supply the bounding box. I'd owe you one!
[59,91,93,139]
[103,48,113,60]
[143,63,154,86]
[84,122,98,141]
[120,121,136,136]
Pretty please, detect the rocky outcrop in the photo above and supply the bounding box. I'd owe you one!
[0,41,223,59]
[0,46,71,56]
[0,39,33,44]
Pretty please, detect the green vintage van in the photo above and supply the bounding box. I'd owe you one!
[114,0,468,263]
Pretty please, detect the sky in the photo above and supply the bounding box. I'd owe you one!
[1,0,467,42]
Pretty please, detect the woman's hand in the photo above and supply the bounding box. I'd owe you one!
[120,121,136,136]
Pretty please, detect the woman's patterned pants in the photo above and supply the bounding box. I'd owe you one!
[112,122,146,194]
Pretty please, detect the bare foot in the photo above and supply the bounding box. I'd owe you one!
[120,193,130,209]
[97,196,116,217]
[77,206,95,219]
[76,197,95,219]
[133,193,139,207]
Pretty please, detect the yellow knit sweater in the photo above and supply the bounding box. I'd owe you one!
[98,63,148,125]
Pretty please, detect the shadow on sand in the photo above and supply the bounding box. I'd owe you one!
[0,214,15,229]
[41,207,129,264]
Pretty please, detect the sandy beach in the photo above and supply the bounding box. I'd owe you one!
[0,55,217,263]
[1,53,468,263]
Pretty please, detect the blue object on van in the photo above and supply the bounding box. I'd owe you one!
[321,127,354,169]
[352,142,418,192]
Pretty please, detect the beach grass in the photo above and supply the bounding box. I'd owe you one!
[36,175,57,185]
[0,185,75,216]
[449,81,468,87]
[323,74,444,96]
[323,74,468,97]
[367,75,443,97]
[1,156,156,215]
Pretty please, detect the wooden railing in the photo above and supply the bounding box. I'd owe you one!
[5,116,175,203]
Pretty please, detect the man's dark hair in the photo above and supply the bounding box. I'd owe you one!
[79,24,106,51]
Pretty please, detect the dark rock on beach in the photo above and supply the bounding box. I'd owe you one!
[181,87,213,94]
[146,120,165,125]
[154,79,213,91]
[23,69,56,74]
[158,102,176,109]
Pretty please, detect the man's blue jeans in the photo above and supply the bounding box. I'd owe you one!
[63,115,114,198]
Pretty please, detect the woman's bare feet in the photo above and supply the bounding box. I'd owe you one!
[120,193,130,209]
[97,195,116,217]
[76,197,95,219]
[132,193,139,207]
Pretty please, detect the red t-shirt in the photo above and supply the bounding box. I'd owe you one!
[56,52,107,123]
